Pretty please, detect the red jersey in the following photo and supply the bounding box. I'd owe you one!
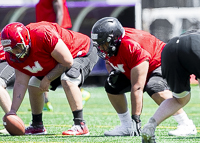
[108,28,166,80]
[36,0,72,29]
[0,35,6,61]
[5,21,90,76]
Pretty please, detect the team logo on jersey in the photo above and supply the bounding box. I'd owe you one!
[109,62,125,73]
[23,61,43,73]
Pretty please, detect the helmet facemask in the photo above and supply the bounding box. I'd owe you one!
[94,34,121,60]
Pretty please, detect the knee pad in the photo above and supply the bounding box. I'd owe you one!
[28,76,52,89]
[145,76,169,96]
[0,78,6,88]
[61,72,82,86]
[28,76,41,88]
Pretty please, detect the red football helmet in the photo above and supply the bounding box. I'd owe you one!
[1,22,30,59]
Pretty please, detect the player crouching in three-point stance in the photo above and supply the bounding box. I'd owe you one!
[141,30,200,142]
[1,21,99,135]
[91,17,196,137]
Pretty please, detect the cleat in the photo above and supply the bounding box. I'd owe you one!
[81,89,91,106]
[0,128,9,134]
[104,123,134,136]
[142,134,156,143]
[141,117,157,143]
[25,123,47,135]
[168,120,197,136]
[62,121,89,136]
[43,101,53,111]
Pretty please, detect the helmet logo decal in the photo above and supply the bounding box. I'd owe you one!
[1,39,11,46]
[91,33,98,40]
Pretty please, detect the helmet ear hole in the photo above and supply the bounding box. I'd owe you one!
[112,46,116,51]
[107,37,110,42]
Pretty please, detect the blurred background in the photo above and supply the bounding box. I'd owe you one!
[0,0,200,86]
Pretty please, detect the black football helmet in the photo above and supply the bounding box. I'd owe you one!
[91,17,125,60]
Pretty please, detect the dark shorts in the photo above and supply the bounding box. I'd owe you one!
[105,66,170,96]
[36,43,99,91]
[161,34,200,93]
[0,61,15,87]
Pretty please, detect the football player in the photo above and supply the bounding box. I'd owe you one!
[1,21,99,135]
[141,30,200,142]
[36,0,72,29]
[36,0,90,110]
[0,34,15,134]
[91,17,196,137]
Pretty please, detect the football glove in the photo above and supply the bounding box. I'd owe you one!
[132,115,141,136]
[107,70,121,88]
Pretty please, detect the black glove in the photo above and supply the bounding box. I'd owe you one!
[132,115,141,136]
[107,70,121,88]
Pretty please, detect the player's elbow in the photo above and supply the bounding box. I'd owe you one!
[62,57,73,69]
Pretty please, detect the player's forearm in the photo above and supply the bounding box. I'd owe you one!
[53,0,63,26]
[11,83,27,113]
[130,88,143,116]
[45,63,69,82]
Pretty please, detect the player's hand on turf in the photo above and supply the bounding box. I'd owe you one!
[132,118,141,136]
[107,70,121,88]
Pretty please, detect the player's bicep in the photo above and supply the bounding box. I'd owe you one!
[51,39,73,68]
[130,60,149,91]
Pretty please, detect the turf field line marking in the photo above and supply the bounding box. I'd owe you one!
[156,126,200,131]
[15,112,118,115]
[20,124,116,128]
[1,123,200,129]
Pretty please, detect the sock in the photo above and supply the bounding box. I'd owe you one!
[44,96,48,103]
[118,110,132,127]
[32,113,43,125]
[72,109,83,125]
[173,111,190,125]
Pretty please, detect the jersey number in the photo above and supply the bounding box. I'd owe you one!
[23,61,43,73]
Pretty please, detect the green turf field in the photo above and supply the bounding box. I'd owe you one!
[0,85,199,143]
